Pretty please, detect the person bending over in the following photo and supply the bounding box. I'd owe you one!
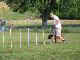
[50,13,67,44]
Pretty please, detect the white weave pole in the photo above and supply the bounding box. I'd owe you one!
[43,30,45,44]
[3,22,4,48]
[50,27,51,33]
[3,32,4,48]
[10,29,12,48]
[20,28,21,47]
[28,28,29,45]
[36,33,37,45]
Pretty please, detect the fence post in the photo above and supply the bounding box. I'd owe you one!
[35,22,36,30]
[16,20,18,26]
[23,22,24,26]
[65,19,66,24]
[27,20,28,27]
[50,27,51,33]
[11,19,12,29]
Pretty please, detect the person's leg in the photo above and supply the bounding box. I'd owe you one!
[58,35,67,44]
[51,28,57,44]
[52,35,55,43]
[58,35,64,41]
[57,28,67,44]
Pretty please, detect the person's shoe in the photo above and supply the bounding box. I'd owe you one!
[63,40,67,44]
[50,42,54,44]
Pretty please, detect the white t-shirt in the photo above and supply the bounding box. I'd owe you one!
[53,15,61,28]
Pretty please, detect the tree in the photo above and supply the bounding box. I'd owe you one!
[59,0,80,19]
[6,0,58,28]
[0,0,6,2]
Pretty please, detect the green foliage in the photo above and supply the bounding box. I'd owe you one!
[0,10,38,19]
[6,0,58,14]
[6,0,59,28]
[5,0,80,20]
[58,0,80,19]
[2,7,5,11]
[0,0,6,2]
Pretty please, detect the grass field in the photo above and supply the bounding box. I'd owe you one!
[0,1,80,60]
[0,1,39,20]
[0,29,80,60]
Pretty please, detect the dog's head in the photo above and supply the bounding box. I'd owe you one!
[48,34,53,39]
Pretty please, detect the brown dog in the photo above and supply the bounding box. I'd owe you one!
[48,34,64,43]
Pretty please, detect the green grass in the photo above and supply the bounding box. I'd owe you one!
[0,29,80,60]
[0,1,40,20]
[0,2,80,60]
[0,6,39,20]
[0,10,39,19]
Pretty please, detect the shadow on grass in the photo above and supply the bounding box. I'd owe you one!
[31,42,43,43]
[46,42,62,44]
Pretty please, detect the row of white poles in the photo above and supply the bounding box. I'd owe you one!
[3,28,45,48]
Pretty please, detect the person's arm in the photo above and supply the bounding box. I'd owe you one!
[51,19,60,29]
[54,19,60,26]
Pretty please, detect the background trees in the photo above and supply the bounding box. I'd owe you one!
[56,0,80,19]
[6,0,58,28]
[5,0,80,28]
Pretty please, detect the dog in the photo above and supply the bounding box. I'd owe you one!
[48,34,64,43]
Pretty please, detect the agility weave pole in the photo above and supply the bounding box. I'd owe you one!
[3,32,4,48]
[2,28,47,48]
[3,24,4,48]
[43,30,45,44]
[20,28,21,47]
[28,28,29,45]
[36,33,37,45]
[10,29,12,48]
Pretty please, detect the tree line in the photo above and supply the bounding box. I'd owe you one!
[2,0,80,28]
[0,0,6,2]
[55,0,80,20]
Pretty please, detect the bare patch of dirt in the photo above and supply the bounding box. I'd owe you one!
[4,57,23,60]
[77,56,80,60]
[20,15,31,18]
